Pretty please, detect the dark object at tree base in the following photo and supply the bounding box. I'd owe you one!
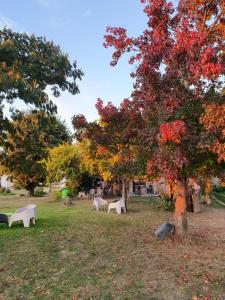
[0,214,8,225]
[187,195,194,213]
[64,197,73,207]
[154,223,175,240]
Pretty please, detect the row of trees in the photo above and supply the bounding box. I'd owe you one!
[0,112,93,196]
[0,0,224,236]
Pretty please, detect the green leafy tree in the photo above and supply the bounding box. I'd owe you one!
[0,28,83,136]
[42,143,90,192]
[1,110,71,196]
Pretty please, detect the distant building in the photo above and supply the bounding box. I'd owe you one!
[128,178,167,196]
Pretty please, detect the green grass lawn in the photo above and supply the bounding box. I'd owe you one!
[212,191,225,203]
[0,196,225,300]
[211,191,225,208]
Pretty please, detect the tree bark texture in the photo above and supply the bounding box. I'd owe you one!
[175,180,187,235]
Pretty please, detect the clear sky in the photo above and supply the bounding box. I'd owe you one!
[1,1,149,129]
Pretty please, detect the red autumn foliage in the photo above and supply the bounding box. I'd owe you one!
[159,121,186,144]
[200,103,225,163]
[103,0,225,182]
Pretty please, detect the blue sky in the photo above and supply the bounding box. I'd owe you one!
[1,1,150,129]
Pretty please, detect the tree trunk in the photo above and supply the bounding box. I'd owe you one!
[205,194,211,205]
[192,193,201,213]
[122,178,128,212]
[28,186,35,197]
[175,180,187,235]
[168,182,174,202]
[204,178,212,205]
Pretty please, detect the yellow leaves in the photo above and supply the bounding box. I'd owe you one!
[111,153,120,164]
[15,73,20,81]
[76,140,98,175]
[43,143,79,183]
[6,69,20,81]
[101,170,112,181]
[205,179,213,194]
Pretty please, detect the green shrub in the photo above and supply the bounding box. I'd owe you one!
[67,188,77,198]
[34,187,46,197]
[160,193,175,211]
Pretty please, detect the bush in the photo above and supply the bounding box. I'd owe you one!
[67,188,77,198]
[160,193,175,211]
[34,187,46,197]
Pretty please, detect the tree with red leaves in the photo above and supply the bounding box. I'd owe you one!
[104,0,225,234]
[73,98,147,209]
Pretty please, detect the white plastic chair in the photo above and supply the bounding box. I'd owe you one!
[78,191,88,199]
[96,188,103,197]
[25,204,37,223]
[89,189,95,198]
[9,204,37,228]
[108,198,126,214]
[92,195,107,211]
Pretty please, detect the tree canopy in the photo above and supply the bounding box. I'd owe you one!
[42,143,80,190]
[73,99,148,204]
[0,110,71,195]
[0,28,83,135]
[104,0,225,181]
[72,0,225,233]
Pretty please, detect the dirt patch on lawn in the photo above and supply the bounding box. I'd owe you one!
[189,206,225,230]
